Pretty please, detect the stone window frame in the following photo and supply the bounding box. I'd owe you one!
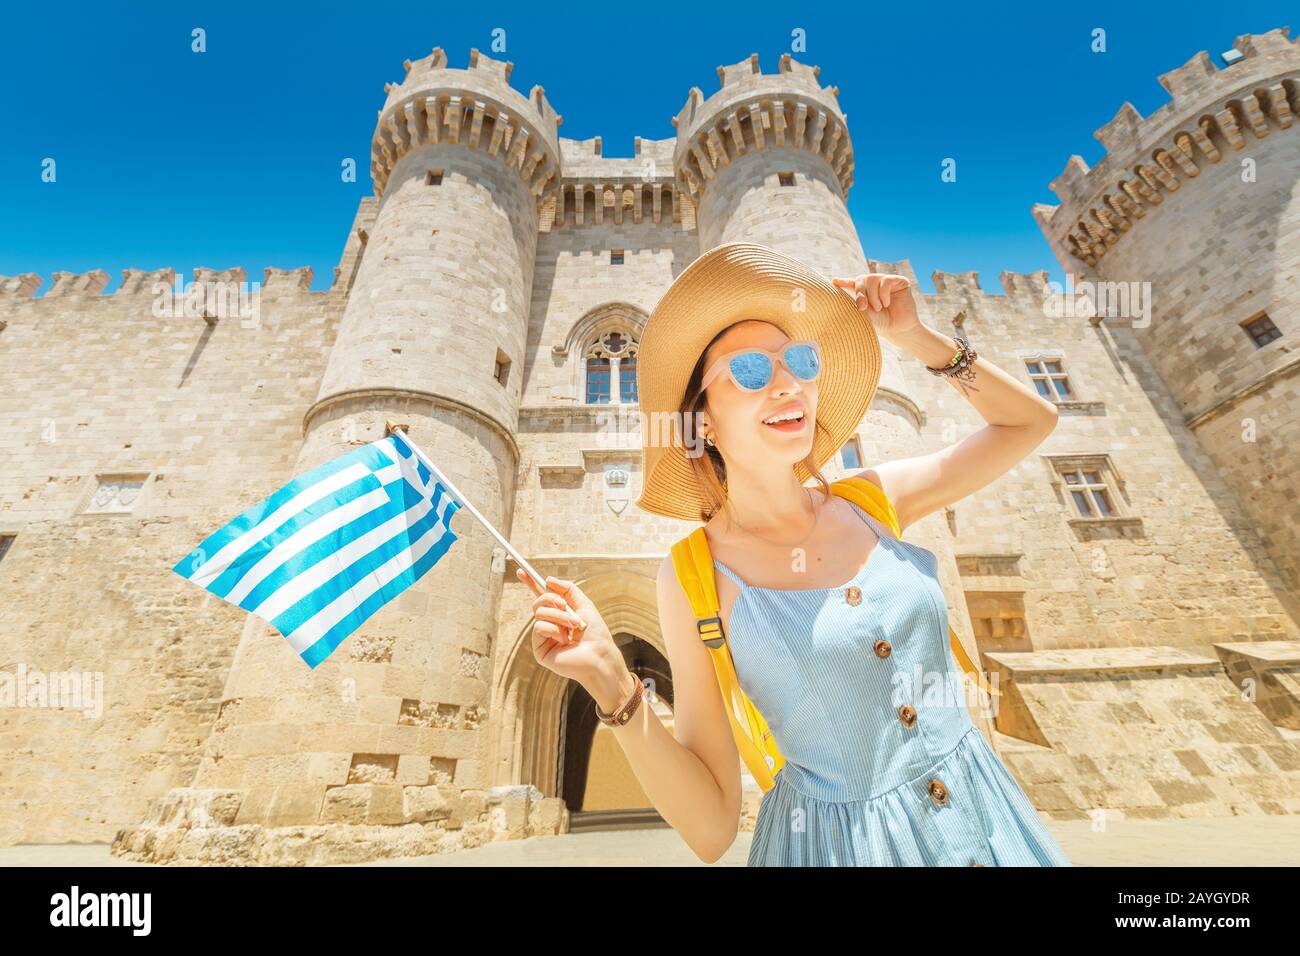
[1024,354,1075,401]
[1240,310,1282,348]
[1014,348,1105,413]
[552,303,647,406]
[1042,453,1141,529]
[583,329,639,405]
[79,472,154,517]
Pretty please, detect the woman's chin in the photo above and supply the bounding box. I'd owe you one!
[757,421,815,454]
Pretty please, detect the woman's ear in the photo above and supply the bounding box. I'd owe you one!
[685,410,713,457]
[700,412,716,444]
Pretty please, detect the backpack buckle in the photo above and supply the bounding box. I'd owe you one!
[696,616,725,648]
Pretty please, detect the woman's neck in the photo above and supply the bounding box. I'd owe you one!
[718,464,818,537]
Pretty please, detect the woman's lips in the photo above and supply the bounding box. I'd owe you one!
[763,415,807,433]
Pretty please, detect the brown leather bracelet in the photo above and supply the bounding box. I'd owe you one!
[594,671,643,727]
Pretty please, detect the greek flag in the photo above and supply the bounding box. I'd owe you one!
[173,432,462,668]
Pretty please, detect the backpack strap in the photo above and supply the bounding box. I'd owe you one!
[830,476,1001,700]
[670,528,725,648]
[670,530,784,792]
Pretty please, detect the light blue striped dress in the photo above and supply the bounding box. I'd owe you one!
[713,500,1072,867]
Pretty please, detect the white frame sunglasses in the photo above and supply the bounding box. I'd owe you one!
[699,340,823,393]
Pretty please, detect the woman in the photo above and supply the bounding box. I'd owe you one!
[517,242,1072,866]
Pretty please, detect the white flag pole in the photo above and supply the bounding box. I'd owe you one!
[385,422,587,628]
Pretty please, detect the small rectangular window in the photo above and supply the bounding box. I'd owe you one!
[1025,357,1074,402]
[610,249,624,265]
[426,169,444,186]
[619,354,638,403]
[1242,312,1281,347]
[777,171,795,187]
[586,357,611,404]
[494,349,511,386]
[0,534,14,564]
[1055,460,1122,519]
[840,436,862,470]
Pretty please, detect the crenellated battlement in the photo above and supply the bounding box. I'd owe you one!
[47,270,110,297]
[371,47,563,205]
[262,266,314,293]
[998,269,1052,297]
[0,273,43,299]
[543,135,682,230]
[118,268,176,294]
[931,270,983,297]
[193,267,247,287]
[926,268,1054,300]
[557,135,675,178]
[0,266,326,301]
[1037,27,1299,266]
[671,52,853,201]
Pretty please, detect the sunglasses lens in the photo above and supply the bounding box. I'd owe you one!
[729,352,773,391]
[785,343,820,381]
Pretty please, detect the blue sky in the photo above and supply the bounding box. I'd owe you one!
[0,2,1291,293]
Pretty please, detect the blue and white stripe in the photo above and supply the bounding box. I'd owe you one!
[174,433,461,668]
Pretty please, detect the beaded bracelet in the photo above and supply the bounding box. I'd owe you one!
[926,330,978,382]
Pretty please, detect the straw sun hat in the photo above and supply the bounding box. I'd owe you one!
[633,241,882,523]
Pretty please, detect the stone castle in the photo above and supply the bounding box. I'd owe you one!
[0,28,1297,864]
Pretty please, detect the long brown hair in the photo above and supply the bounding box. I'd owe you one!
[679,322,833,523]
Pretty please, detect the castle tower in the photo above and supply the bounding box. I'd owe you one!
[672,54,982,672]
[1033,29,1300,606]
[115,48,566,862]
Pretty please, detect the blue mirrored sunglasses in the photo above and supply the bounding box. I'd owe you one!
[700,340,822,393]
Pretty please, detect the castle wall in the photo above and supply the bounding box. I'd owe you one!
[1034,29,1300,602]
[1068,126,1300,600]
[915,274,1298,658]
[514,221,700,551]
[0,267,342,843]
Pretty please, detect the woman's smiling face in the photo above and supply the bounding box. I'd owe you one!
[700,320,820,468]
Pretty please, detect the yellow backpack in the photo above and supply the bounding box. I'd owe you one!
[669,474,1000,793]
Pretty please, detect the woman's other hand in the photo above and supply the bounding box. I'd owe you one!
[515,569,635,712]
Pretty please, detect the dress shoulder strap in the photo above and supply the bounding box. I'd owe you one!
[829,475,902,537]
[712,558,748,591]
[840,498,899,543]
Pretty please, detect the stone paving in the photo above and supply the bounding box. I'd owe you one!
[4,816,1298,866]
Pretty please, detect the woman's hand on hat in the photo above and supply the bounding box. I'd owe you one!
[831,273,920,340]
[516,568,623,692]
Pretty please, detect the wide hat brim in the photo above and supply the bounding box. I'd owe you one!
[634,241,882,523]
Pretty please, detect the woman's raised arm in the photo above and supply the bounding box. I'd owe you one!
[833,272,1059,534]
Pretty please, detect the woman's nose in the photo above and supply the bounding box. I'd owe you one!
[771,362,802,392]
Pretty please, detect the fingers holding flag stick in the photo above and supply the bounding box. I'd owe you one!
[384,421,589,631]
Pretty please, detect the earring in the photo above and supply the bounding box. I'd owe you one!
[705,435,716,447]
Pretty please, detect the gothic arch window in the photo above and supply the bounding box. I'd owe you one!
[584,329,639,404]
